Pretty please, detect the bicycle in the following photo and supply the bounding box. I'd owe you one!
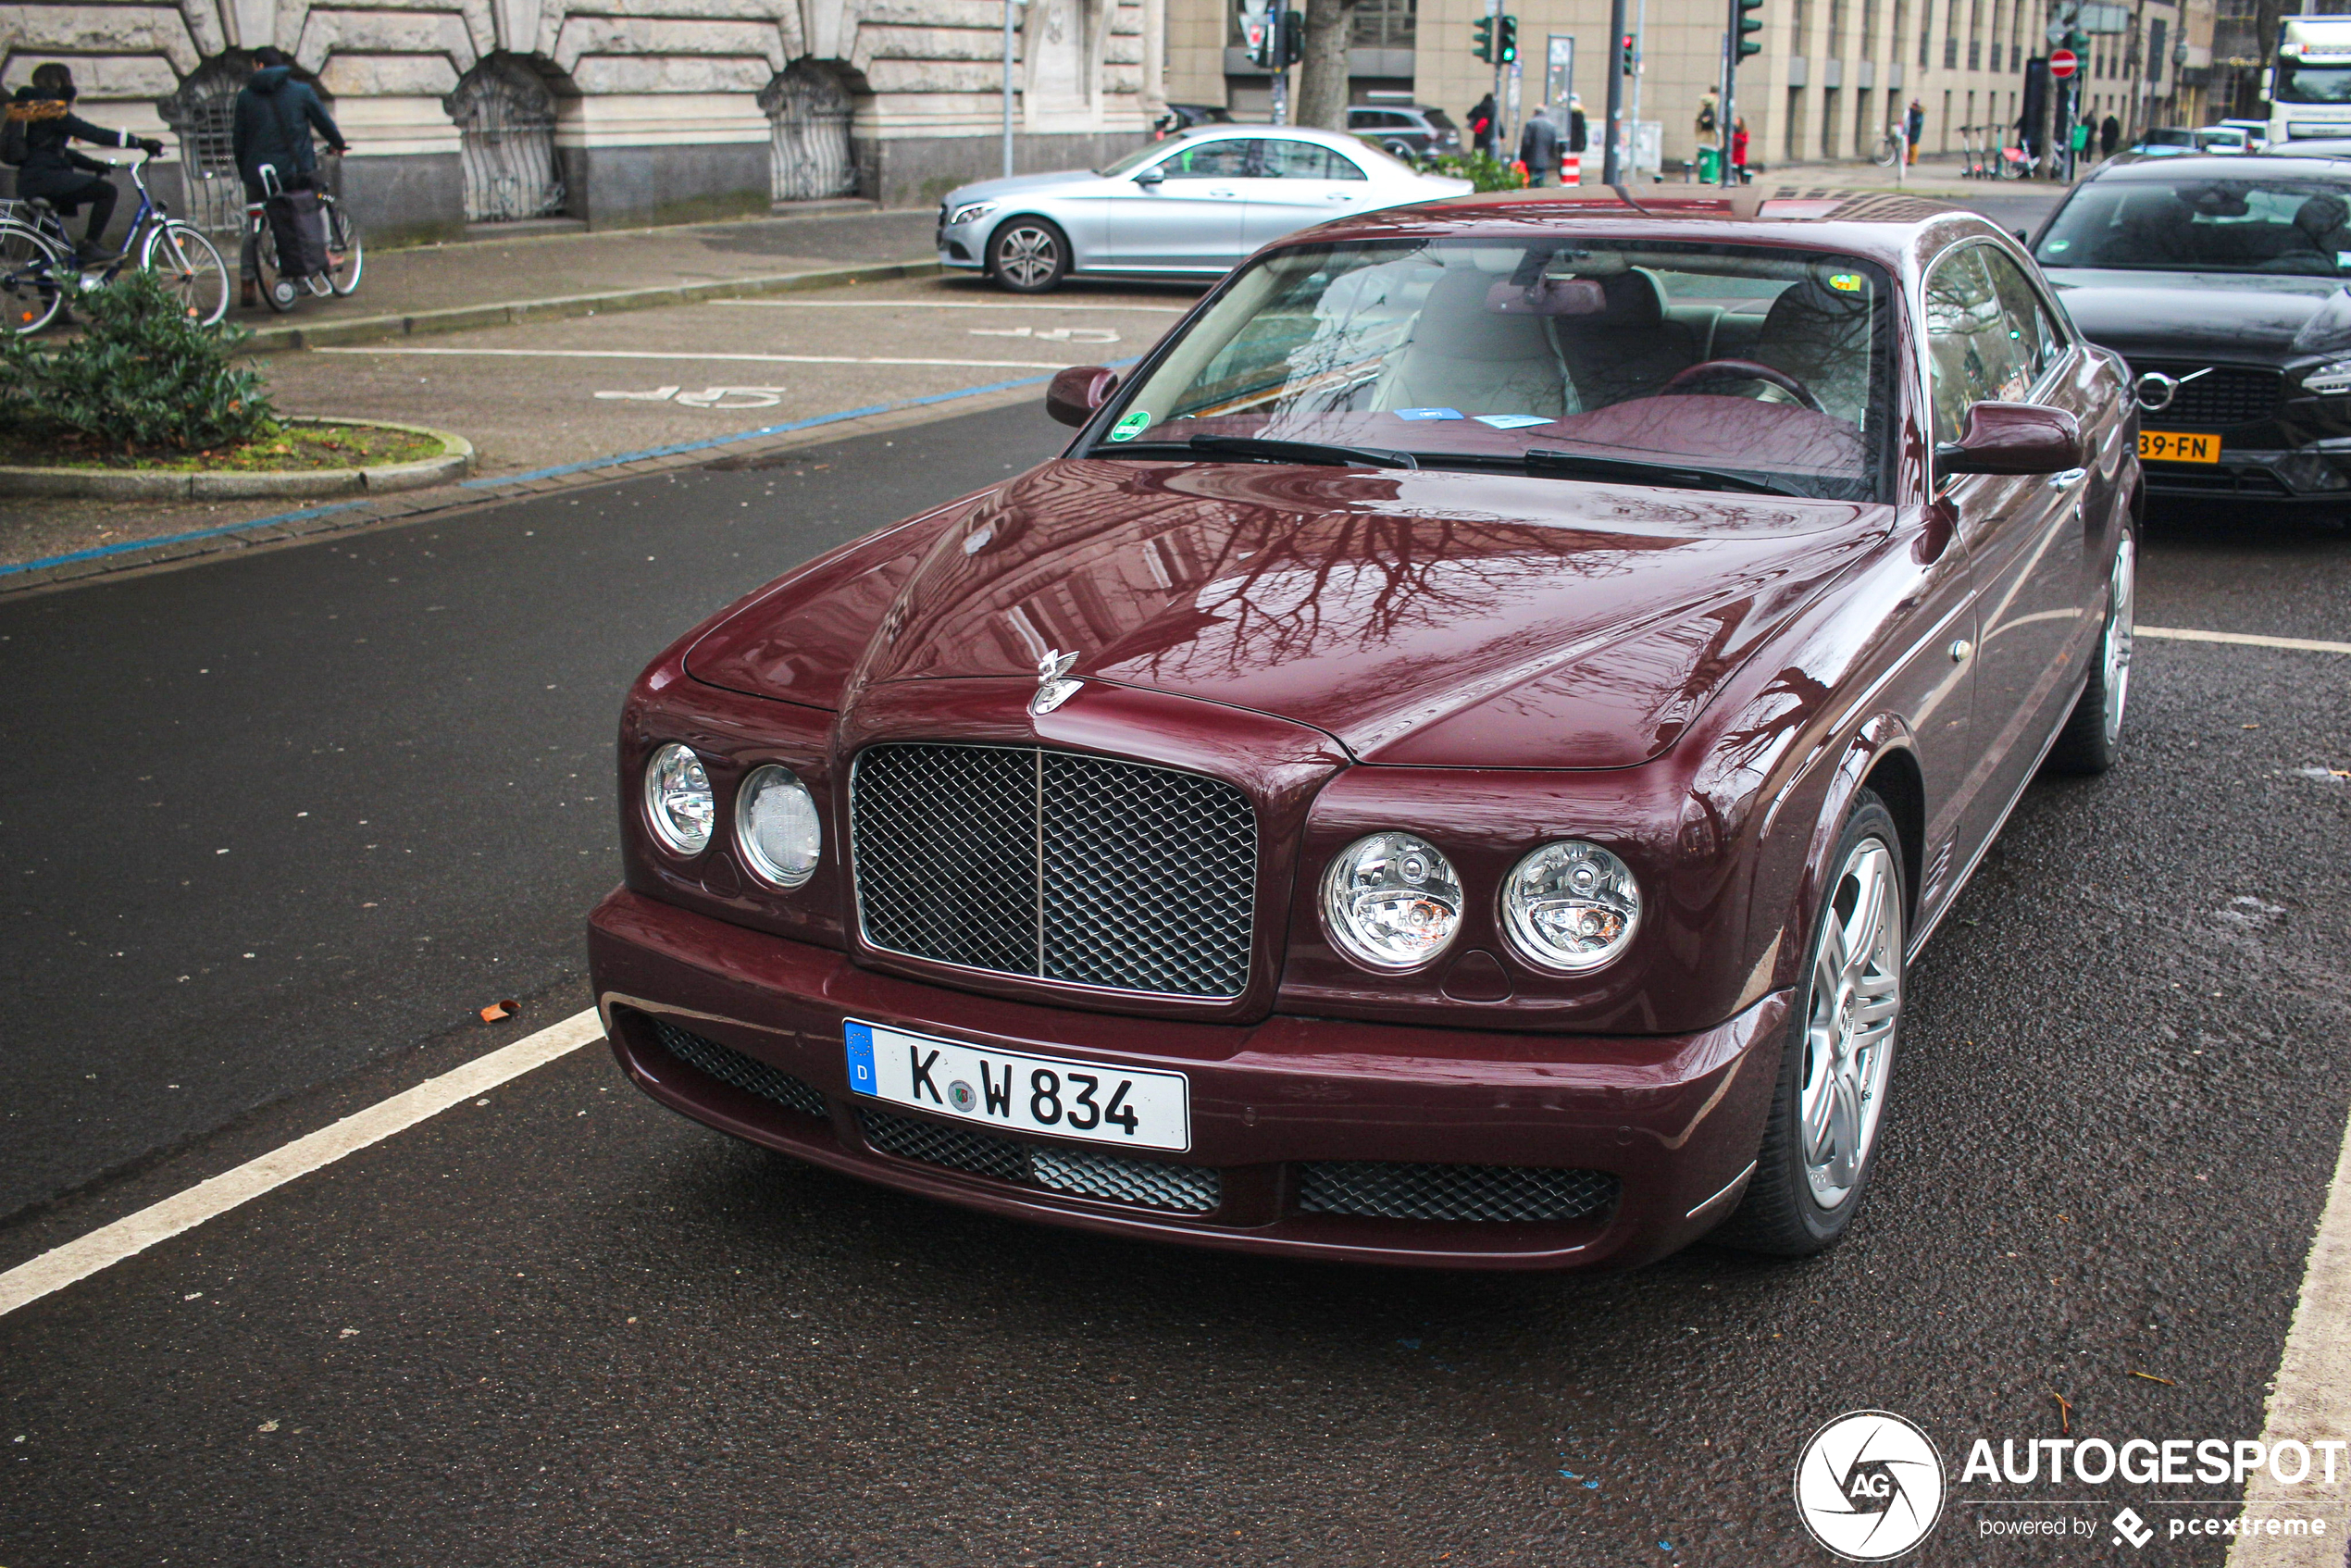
[0,150,230,332]
[1871,125,1902,168]
[243,157,364,312]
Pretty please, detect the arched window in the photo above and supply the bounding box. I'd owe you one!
[445,55,565,222]
[760,62,857,203]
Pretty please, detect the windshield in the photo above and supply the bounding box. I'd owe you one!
[2034,176,2351,275]
[1098,142,1176,178]
[2279,63,2351,105]
[1092,238,1894,501]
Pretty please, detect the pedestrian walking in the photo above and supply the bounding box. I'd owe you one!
[232,46,348,306]
[1468,93,1499,161]
[2100,114,2121,157]
[1519,106,1561,186]
[1731,116,1750,183]
[1697,89,1720,144]
[1905,98,1925,164]
[3,63,162,262]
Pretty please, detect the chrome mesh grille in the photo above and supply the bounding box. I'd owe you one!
[851,743,1256,998]
[1297,1162,1619,1223]
[857,1108,1221,1213]
[2125,360,2282,428]
[648,1018,828,1119]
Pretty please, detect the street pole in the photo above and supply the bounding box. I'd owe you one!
[1271,0,1288,125]
[1002,0,1016,178]
[1489,0,1505,157]
[1720,0,1735,183]
[1604,0,1628,183]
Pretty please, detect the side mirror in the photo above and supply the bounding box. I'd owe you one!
[1135,165,1165,187]
[1934,402,2084,476]
[1047,366,1120,428]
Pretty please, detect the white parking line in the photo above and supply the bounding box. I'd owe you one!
[712,300,1188,312]
[313,348,1076,369]
[2140,627,2351,656]
[2231,1101,2351,1563]
[0,1009,604,1320]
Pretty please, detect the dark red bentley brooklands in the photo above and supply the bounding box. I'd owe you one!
[587,189,2140,1270]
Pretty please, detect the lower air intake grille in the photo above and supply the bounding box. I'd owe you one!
[857,1108,1221,1213]
[648,1018,828,1120]
[1297,1162,1619,1223]
[2125,360,2282,428]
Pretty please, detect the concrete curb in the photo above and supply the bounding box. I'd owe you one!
[239,258,942,355]
[0,418,473,500]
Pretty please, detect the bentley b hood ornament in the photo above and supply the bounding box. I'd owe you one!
[1030,648,1082,716]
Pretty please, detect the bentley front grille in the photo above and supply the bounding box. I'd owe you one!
[857,1108,1223,1213]
[850,743,1256,999]
[647,1017,829,1120]
[2127,361,2283,428]
[1297,1162,1621,1224]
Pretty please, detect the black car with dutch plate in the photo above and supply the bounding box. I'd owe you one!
[2032,151,2351,507]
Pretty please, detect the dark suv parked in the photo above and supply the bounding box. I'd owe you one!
[1345,104,1461,161]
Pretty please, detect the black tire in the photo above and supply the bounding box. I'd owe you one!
[2047,526,2136,775]
[989,217,1068,293]
[252,223,300,313]
[1713,790,1907,1258]
[324,201,363,295]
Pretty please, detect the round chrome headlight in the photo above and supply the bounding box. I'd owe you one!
[1320,832,1463,971]
[1501,840,1641,972]
[642,742,714,856]
[735,765,822,888]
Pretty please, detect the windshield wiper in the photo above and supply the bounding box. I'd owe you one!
[1517,447,1807,496]
[1095,435,1419,470]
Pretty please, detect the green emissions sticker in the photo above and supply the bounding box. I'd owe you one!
[1828,272,1864,292]
[1107,410,1152,442]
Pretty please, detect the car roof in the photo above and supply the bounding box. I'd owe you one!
[1287,187,2003,272]
[1172,124,1370,148]
[2094,151,2351,180]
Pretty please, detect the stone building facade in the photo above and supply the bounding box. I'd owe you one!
[2,0,1166,246]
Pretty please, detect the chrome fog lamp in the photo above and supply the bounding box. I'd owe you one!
[1321,832,1463,970]
[735,765,822,888]
[643,742,715,855]
[1501,840,1642,973]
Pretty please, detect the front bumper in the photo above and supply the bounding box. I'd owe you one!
[589,888,1786,1271]
[2142,442,2351,504]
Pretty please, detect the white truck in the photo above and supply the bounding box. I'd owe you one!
[2268,15,2351,145]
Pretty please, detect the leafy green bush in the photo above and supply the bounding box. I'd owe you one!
[0,268,274,455]
[1424,150,1527,193]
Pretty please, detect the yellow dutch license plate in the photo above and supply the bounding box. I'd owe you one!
[2140,430,2220,464]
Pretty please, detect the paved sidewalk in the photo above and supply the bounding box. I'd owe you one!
[230,205,940,349]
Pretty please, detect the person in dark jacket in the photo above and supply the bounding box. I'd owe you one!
[2101,114,2121,156]
[1518,107,1561,186]
[231,48,347,304]
[6,63,162,262]
[1468,93,1499,160]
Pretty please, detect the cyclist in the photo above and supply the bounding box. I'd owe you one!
[6,63,163,263]
[232,46,348,305]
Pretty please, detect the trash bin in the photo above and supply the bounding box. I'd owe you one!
[1696,145,1720,184]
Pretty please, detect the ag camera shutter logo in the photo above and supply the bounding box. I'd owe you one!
[1795,1411,1947,1560]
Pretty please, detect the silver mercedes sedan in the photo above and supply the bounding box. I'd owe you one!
[935,125,1474,292]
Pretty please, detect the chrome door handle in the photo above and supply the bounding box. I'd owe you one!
[2047,467,2087,488]
[1207,189,1236,198]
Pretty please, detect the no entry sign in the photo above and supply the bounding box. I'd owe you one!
[2049,48,2078,78]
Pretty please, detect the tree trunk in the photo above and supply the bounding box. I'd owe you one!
[1296,0,1359,131]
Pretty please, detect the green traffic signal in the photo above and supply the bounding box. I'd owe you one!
[1472,14,1493,64]
[1736,0,1764,59]
[1498,16,1518,64]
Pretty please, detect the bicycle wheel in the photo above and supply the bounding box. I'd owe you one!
[1872,134,1898,168]
[323,199,362,295]
[251,219,300,312]
[0,218,67,335]
[142,221,230,326]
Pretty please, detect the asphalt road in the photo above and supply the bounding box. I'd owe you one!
[6,271,2351,1562]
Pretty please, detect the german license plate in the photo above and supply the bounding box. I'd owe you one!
[845,1019,1190,1151]
[2140,429,2220,463]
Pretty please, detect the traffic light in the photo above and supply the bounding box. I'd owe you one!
[1280,9,1303,67]
[1472,14,1494,64]
[1736,0,1764,59]
[1498,16,1518,64]
[1621,31,1636,73]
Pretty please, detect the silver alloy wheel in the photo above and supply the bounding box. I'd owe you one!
[1799,838,1903,1208]
[994,223,1060,289]
[2101,532,2136,747]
